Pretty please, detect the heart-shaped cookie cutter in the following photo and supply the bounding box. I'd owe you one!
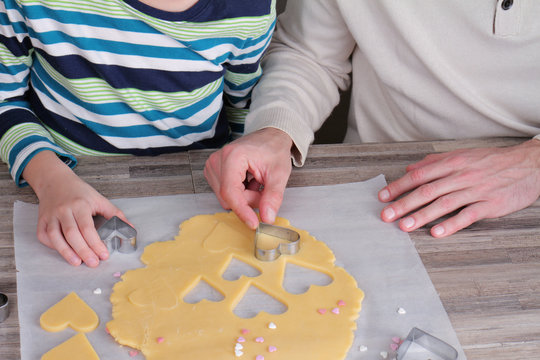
[255,223,300,261]
[397,327,458,360]
[94,216,137,254]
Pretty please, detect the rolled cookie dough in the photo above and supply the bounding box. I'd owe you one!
[107,212,364,359]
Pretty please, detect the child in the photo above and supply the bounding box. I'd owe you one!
[0,0,276,267]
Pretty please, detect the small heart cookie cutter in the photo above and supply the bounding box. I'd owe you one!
[255,223,300,261]
[94,216,137,254]
[397,327,458,360]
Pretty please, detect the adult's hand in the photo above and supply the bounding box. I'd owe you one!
[204,127,293,229]
[23,150,127,267]
[378,139,540,237]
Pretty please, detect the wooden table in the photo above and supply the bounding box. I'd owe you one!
[1,138,539,360]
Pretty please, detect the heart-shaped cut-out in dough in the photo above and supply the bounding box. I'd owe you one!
[283,262,333,294]
[203,221,250,252]
[183,278,225,304]
[41,333,99,360]
[40,292,99,333]
[222,257,262,281]
[128,276,178,310]
[233,284,287,318]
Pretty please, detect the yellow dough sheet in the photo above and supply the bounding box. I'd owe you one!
[107,213,364,359]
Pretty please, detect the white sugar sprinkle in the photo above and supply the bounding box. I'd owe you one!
[235,343,243,350]
[380,351,388,359]
[359,345,368,352]
[397,307,407,315]
[93,288,102,295]
[235,349,244,357]
[268,322,277,329]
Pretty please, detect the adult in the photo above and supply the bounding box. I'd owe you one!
[205,0,540,237]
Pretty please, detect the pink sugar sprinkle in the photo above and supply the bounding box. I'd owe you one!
[241,328,250,335]
[237,336,246,343]
[392,337,401,344]
[268,345,277,353]
[317,308,327,315]
[337,300,346,306]
[390,343,399,351]
[256,356,264,360]
[255,337,265,343]
[105,327,110,334]
[156,337,164,344]
[128,350,138,357]
[113,271,122,277]
[331,307,340,315]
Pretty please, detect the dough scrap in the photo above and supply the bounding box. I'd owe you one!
[40,292,99,333]
[41,333,99,360]
[107,213,364,359]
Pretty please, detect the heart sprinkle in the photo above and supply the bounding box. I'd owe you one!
[241,328,250,335]
[268,322,277,329]
[317,308,327,315]
[256,356,264,360]
[237,337,246,343]
[156,337,164,344]
[255,337,265,343]
[268,346,277,353]
[331,307,340,315]
[337,300,346,306]
[128,350,138,357]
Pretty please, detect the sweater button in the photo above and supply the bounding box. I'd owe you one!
[501,0,514,10]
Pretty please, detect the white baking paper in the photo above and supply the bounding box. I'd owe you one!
[13,175,466,359]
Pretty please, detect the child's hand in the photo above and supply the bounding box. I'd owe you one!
[22,151,127,267]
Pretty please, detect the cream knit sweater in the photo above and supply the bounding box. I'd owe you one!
[245,0,540,165]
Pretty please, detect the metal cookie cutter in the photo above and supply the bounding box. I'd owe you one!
[397,327,458,360]
[94,216,137,254]
[255,223,300,261]
[0,293,9,323]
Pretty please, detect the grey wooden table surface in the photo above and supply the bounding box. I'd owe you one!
[1,138,539,360]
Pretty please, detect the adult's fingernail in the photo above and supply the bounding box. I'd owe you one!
[86,257,99,267]
[100,252,109,260]
[70,257,82,266]
[383,207,395,220]
[266,208,276,224]
[248,219,259,230]
[432,225,445,236]
[379,189,390,201]
[402,217,415,229]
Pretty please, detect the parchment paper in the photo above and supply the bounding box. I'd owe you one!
[14,175,467,359]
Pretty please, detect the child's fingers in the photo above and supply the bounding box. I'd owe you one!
[74,207,109,260]
[58,212,100,267]
[42,218,82,266]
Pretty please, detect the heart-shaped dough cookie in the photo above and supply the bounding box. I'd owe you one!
[40,292,99,332]
[41,333,99,360]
